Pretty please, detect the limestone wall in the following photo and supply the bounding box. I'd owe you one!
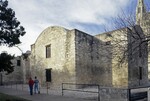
[1,52,31,84]
[30,27,113,88]
[75,29,112,86]
[30,26,76,88]
[141,13,150,40]
[2,56,24,84]
[95,26,148,88]
[100,87,128,101]
[141,12,150,79]
[29,25,148,89]
[23,52,31,83]
[95,29,129,87]
[127,26,148,87]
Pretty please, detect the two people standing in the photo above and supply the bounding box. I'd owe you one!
[28,76,39,95]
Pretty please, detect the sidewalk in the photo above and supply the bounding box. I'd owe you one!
[0,87,95,101]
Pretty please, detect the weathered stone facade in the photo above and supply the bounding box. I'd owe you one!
[2,56,24,84]
[96,29,129,87]
[29,26,112,88]
[75,29,112,86]
[96,26,148,88]
[1,0,149,100]
[136,0,150,78]
[29,24,148,89]
[0,51,31,84]
[1,0,148,91]
[30,27,76,88]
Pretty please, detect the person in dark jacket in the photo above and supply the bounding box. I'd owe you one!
[28,77,34,95]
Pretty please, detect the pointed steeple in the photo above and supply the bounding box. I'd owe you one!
[136,0,146,25]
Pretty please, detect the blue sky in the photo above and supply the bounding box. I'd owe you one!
[0,0,150,55]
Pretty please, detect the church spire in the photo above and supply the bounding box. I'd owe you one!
[136,0,146,25]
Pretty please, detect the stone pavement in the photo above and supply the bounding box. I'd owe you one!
[0,87,95,101]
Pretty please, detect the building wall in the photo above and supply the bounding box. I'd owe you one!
[136,0,150,79]
[95,29,129,87]
[141,13,150,35]
[30,26,76,88]
[1,51,31,84]
[141,13,150,80]
[100,87,128,101]
[75,29,112,86]
[95,26,148,88]
[29,25,148,89]
[2,56,24,84]
[30,27,113,88]
[23,51,31,83]
[127,26,148,87]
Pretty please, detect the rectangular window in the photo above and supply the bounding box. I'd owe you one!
[106,41,111,45]
[138,8,140,13]
[46,44,51,58]
[139,67,142,80]
[17,60,21,66]
[46,69,52,82]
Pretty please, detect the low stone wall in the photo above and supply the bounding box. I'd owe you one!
[100,87,128,101]
[148,88,150,101]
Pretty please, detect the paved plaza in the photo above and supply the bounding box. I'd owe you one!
[0,85,96,101]
[0,84,149,101]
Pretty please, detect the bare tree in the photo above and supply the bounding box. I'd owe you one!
[102,5,149,67]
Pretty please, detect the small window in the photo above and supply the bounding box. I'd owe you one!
[46,45,51,58]
[139,67,142,80]
[17,60,21,66]
[138,8,140,13]
[106,41,111,45]
[46,69,52,82]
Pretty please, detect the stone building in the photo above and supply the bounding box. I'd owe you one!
[96,26,148,87]
[136,0,150,77]
[136,0,150,32]
[30,26,112,88]
[0,51,31,84]
[29,0,150,89]
[30,25,148,88]
[2,0,149,90]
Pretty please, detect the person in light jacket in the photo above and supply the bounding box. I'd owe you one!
[34,76,39,94]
